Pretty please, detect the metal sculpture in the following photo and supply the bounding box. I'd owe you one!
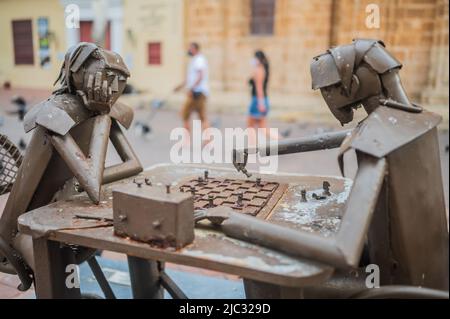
[0,43,142,290]
[232,39,448,294]
[0,135,22,195]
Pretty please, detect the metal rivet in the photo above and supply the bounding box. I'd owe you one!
[312,193,326,200]
[301,189,307,202]
[237,192,243,206]
[134,178,143,188]
[208,195,214,207]
[323,181,331,196]
[152,220,161,229]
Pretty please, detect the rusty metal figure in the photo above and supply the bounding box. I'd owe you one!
[0,43,142,290]
[0,134,23,195]
[228,39,448,296]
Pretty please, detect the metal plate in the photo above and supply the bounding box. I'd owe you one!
[0,134,22,195]
[18,164,353,287]
[179,176,287,218]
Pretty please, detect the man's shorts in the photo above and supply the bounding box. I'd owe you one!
[181,92,207,121]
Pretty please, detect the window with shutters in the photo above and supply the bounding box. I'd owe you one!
[148,42,162,65]
[79,21,111,50]
[250,0,276,36]
[12,20,34,65]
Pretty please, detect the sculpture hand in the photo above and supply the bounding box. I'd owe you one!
[77,71,113,113]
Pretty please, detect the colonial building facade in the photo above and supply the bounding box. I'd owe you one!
[0,0,448,111]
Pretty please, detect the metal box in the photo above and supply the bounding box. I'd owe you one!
[112,183,194,248]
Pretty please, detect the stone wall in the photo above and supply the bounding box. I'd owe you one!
[184,0,449,106]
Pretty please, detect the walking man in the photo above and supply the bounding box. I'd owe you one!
[174,42,210,139]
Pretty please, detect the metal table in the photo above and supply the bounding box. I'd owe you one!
[18,164,352,299]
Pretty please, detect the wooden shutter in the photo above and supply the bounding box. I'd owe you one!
[12,20,34,65]
[250,0,275,35]
[148,42,162,65]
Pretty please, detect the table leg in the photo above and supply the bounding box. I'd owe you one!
[127,256,163,299]
[243,279,304,299]
[33,238,81,299]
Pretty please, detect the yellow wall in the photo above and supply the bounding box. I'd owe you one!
[122,0,184,94]
[0,0,66,89]
[0,0,185,94]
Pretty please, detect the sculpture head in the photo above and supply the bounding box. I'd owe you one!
[310,39,416,125]
[54,42,130,114]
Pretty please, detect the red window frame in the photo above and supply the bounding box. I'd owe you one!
[148,42,162,65]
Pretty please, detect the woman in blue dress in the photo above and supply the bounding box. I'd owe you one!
[247,50,272,140]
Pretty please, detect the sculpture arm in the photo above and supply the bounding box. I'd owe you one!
[217,154,386,268]
[103,119,143,185]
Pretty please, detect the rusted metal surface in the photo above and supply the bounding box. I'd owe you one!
[109,101,134,129]
[267,178,351,237]
[51,115,111,204]
[127,257,164,299]
[228,38,448,295]
[103,120,142,184]
[338,107,441,159]
[32,238,81,299]
[18,164,352,287]
[0,43,142,289]
[310,39,420,125]
[192,156,385,270]
[8,38,448,299]
[23,94,91,134]
[0,134,22,195]
[371,128,449,290]
[54,42,129,114]
[113,181,194,248]
[233,130,350,179]
[179,175,287,219]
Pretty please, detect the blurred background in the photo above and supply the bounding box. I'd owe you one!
[0,0,448,117]
[0,0,448,299]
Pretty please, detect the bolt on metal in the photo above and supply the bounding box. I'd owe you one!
[208,195,214,207]
[256,177,262,186]
[312,193,326,200]
[74,182,83,193]
[301,189,307,202]
[152,220,161,229]
[322,180,331,196]
[133,178,143,188]
[237,192,244,206]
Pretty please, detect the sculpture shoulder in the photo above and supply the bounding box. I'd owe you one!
[341,107,442,158]
[110,100,134,129]
[24,94,92,135]
[24,94,134,135]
